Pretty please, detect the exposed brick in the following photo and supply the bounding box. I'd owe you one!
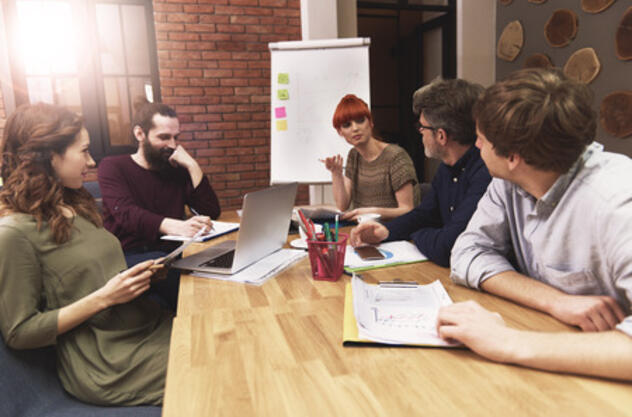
[189,78,220,87]
[203,69,233,78]
[185,24,217,33]
[174,87,205,96]
[229,0,258,6]
[193,114,223,122]
[200,33,232,41]
[188,60,219,69]
[186,41,217,51]
[230,15,259,25]
[154,3,183,12]
[167,13,199,23]
[199,15,230,24]
[259,0,287,7]
[155,0,300,209]
[218,60,248,69]
[169,32,200,41]
[220,78,248,87]
[183,5,215,13]
[176,105,207,113]
[172,69,204,78]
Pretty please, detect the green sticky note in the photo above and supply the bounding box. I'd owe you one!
[277,89,289,100]
[276,120,288,131]
[278,73,289,84]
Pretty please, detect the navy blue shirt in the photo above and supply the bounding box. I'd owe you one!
[385,145,491,267]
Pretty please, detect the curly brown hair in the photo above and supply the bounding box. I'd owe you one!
[0,103,102,243]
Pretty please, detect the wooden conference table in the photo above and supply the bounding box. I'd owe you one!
[162,214,631,417]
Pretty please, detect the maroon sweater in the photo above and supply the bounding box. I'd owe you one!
[98,155,220,251]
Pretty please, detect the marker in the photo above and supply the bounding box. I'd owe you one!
[334,214,339,242]
[324,222,332,241]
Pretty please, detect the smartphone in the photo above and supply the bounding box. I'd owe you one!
[355,246,385,261]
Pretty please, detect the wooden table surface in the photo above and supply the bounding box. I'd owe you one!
[162,215,632,417]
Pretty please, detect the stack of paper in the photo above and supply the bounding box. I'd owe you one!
[346,276,458,347]
[161,221,239,242]
[191,249,306,286]
[344,240,427,272]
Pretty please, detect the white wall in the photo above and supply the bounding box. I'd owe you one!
[457,0,496,86]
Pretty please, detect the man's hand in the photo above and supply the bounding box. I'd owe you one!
[160,216,212,237]
[548,294,625,332]
[437,301,517,363]
[169,145,197,170]
[349,220,389,247]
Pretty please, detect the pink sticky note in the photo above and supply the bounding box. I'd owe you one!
[275,107,287,118]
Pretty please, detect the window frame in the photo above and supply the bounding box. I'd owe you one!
[3,0,162,161]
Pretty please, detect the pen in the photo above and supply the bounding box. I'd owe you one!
[324,222,331,241]
[334,214,339,242]
[189,207,214,233]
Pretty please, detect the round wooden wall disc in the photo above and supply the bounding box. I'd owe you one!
[563,47,601,84]
[544,9,578,47]
[497,20,524,62]
[500,0,513,5]
[523,53,553,69]
[600,91,632,138]
[528,0,547,4]
[581,0,615,14]
[616,6,632,60]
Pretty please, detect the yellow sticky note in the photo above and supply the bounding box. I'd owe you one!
[278,73,289,84]
[276,120,288,131]
[277,89,289,100]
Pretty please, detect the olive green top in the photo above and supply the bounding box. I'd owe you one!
[345,144,420,209]
[0,214,172,406]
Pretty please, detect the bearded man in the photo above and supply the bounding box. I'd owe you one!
[98,101,220,309]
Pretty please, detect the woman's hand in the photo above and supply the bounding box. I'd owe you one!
[341,207,378,221]
[320,155,344,176]
[99,260,155,307]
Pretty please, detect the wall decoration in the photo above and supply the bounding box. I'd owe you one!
[600,91,632,138]
[581,0,616,14]
[523,53,553,68]
[616,6,632,60]
[500,0,513,5]
[528,0,547,4]
[563,47,601,84]
[497,20,524,61]
[544,9,578,47]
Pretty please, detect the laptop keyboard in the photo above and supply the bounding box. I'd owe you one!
[199,250,235,268]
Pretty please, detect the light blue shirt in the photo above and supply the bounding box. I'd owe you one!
[450,143,632,319]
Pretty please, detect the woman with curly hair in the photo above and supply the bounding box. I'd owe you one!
[0,103,172,405]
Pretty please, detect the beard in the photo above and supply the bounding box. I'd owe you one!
[142,139,174,172]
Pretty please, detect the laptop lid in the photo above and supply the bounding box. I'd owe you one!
[172,182,298,274]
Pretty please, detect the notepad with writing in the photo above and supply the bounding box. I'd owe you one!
[161,221,239,242]
[343,276,460,347]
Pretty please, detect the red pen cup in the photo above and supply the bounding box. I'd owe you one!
[306,233,348,281]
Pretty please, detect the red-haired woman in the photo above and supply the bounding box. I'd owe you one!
[322,94,419,221]
[0,103,171,405]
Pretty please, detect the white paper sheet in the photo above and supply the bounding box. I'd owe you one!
[351,276,457,346]
[191,249,306,286]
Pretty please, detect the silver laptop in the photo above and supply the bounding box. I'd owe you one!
[172,183,298,275]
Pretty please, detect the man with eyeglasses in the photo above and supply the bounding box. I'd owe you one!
[349,78,491,267]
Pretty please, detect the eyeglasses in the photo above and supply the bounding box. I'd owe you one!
[415,121,437,133]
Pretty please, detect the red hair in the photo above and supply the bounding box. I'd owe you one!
[332,94,373,130]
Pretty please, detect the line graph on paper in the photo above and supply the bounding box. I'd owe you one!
[372,307,438,333]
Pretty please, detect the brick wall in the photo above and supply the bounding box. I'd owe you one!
[153,0,307,210]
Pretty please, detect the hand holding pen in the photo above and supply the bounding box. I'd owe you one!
[187,207,214,235]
